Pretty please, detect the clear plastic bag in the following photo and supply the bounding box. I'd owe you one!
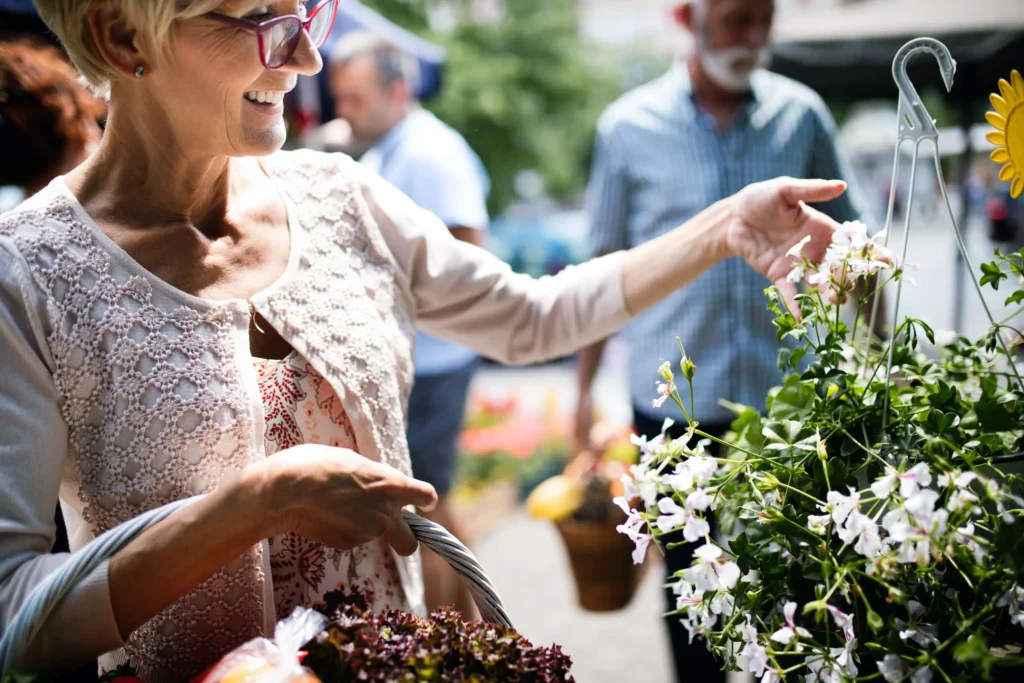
[191,608,328,683]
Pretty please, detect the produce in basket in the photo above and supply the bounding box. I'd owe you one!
[187,587,571,683]
[300,587,573,682]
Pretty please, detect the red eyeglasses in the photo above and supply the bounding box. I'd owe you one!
[206,0,339,69]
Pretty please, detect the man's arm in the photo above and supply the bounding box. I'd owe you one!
[575,120,631,453]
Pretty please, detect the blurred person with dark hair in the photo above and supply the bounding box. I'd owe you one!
[0,37,104,196]
[574,1,878,681]
[329,30,489,619]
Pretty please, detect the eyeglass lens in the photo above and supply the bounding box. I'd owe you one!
[261,1,335,68]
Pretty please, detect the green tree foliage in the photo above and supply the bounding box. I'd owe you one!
[357,0,618,214]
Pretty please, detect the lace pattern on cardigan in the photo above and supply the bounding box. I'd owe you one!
[0,150,417,679]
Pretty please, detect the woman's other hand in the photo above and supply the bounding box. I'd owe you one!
[252,444,438,557]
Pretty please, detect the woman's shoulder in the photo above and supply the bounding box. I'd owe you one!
[0,182,85,255]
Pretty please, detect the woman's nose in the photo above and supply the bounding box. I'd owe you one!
[284,30,323,77]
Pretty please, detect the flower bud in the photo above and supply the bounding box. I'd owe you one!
[681,356,696,381]
[658,361,674,382]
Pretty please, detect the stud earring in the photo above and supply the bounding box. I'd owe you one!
[134,65,145,78]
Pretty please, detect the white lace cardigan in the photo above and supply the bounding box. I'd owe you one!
[0,150,630,680]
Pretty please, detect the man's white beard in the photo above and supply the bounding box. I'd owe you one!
[699,45,772,94]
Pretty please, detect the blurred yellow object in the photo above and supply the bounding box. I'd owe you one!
[987,69,1024,198]
[526,474,584,522]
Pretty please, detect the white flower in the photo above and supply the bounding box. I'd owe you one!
[821,488,860,526]
[614,496,653,565]
[687,488,712,512]
[624,462,661,508]
[787,235,813,258]
[788,261,810,283]
[947,487,980,513]
[657,496,711,542]
[656,497,686,533]
[827,605,856,644]
[683,543,741,591]
[911,666,933,683]
[687,454,718,485]
[739,617,759,645]
[838,511,883,558]
[954,523,988,563]
[804,653,842,683]
[761,671,781,683]
[653,380,675,408]
[904,489,942,528]
[741,641,770,678]
[807,514,831,535]
[664,462,695,493]
[710,590,735,616]
[998,586,1024,626]
[807,262,832,286]
[898,615,940,649]
[674,580,704,612]
[877,654,903,682]
[630,432,667,461]
[870,467,899,499]
[938,469,976,489]
[771,601,812,645]
[831,644,858,678]
[899,463,932,497]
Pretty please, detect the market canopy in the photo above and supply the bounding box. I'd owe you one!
[770,0,1024,101]
[325,0,446,100]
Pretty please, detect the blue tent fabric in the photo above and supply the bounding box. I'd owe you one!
[326,0,445,99]
[0,0,36,12]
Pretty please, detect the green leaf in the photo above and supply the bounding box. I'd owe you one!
[767,376,816,420]
[980,261,1007,289]
[1006,290,1024,307]
[975,396,1020,432]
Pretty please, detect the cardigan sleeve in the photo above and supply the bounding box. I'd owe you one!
[0,236,124,671]
[348,158,633,365]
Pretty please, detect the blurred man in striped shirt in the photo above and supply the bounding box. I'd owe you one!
[575,1,873,680]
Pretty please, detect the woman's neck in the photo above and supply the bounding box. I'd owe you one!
[64,100,246,239]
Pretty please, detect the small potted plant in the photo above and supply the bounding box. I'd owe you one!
[527,424,644,611]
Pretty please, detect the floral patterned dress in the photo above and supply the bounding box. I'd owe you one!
[254,352,407,620]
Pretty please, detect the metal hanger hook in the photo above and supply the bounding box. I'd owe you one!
[893,37,957,144]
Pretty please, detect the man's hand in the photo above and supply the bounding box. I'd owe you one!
[727,177,846,309]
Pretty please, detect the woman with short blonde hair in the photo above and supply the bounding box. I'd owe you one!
[0,1,846,679]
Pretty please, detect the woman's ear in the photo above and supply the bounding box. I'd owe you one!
[87,5,148,79]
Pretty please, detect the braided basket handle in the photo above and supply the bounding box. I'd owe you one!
[0,500,510,677]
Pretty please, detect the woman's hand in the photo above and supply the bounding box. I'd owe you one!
[726,177,846,303]
[254,444,438,557]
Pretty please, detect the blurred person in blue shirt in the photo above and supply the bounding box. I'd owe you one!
[330,31,489,617]
[574,1,877,681]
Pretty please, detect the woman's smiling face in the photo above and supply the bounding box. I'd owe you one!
[152,1,327,157]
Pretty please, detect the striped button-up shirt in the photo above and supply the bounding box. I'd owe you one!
[587,66,865,425]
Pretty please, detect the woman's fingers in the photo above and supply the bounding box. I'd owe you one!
[784,178,847,204]
[396,475,438,512]
[384,511,419,556]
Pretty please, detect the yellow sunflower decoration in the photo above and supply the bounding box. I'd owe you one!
[987,69,1024,199]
